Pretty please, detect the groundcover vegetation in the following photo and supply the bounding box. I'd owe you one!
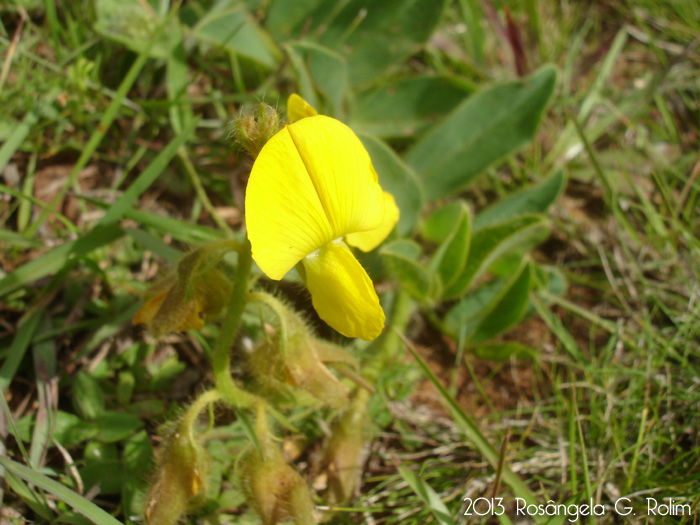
[0,0,699,523]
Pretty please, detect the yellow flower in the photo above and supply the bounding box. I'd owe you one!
[245,99,399,340]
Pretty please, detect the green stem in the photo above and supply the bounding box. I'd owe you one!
[247,291,289,357]
[212,237,257,408]
[363,290,414,382]
[181,389,222,443]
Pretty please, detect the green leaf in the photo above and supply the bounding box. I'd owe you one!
[381,240,432,301]
[421,201,464,244]
[0,314,41,392]
[472,342,537,361]
[81,442,123,495]
[267,0,448,86]
[95,412,144,443]
[193,5,280,68]
[286,41,347,118]
[351,75,472,139]
[405,66,558,201]
[444,215,549,299]
[359,133,424,236]
[473,170,566,231]
[398,465,455,525]
[428,201,471,292]
[72,371,106,421]
[0,456,123,525]
[470,261,532,343]
[53,411,98,448]
[94,0,169,58]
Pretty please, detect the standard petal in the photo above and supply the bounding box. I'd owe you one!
[346,191,399,252]
[246,126,335,280]
[287,116,385,239]
[302,241,385,341]
[287,94,318,123]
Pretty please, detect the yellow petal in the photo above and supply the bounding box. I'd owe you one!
[287,94,317,123]
[346,191,399,252]
[246,126,335,280]
[287,116,385,240]
[302,241,384,340]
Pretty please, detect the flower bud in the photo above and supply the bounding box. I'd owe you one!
[241,406,315,525]
[321,390,369,505]
[248,299,368,409]
[233,103,281,157]
[144,429,208,525]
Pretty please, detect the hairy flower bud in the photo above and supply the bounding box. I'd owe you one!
[248,297,370,408]
[233,102,281,157]
[322,390,370,505]
[144,429,208,525]
[241,406,316,525]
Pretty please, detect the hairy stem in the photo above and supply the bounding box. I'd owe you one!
[212,237,257,408]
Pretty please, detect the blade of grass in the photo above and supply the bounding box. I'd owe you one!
[0,456,123,525]
[0,313,41,393]
[0,225,125,298]
[395,330,545,521]
[0,183,78,234]
[0,108,40,174]
[29,315,57,470]
[97,116,200,227]
[398,464,455,525]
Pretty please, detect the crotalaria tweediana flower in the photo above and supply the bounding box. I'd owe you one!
[245,106,398,340]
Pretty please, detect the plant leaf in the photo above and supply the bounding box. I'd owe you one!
[351,75,472,139]
[473,169,566,231]
[193,5,280,68]
[398,464,455,525]
[286,41,347,118]
[381,240,432,301]
[428,202,471,292]
[443,215,549,299]
[405,66,557,201]
[0,456,123,525]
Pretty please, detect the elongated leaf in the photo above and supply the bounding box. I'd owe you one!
[351,75,472,139]
[0,457,123,525]
[421,201,464,244]
[0,314,41,392]
[405,66,557,201]
[94,0,169,57]
[267,0,448,86]
[286,41,347,118]
[428,202,471,292]
[470,261,532,343]
[398,464,455,525]
[0,109,40,174]
[193,5,280,68]
[381,240,431,301]
[444,215,549,299]
[359,133,423,236]
[473,169,566,231]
